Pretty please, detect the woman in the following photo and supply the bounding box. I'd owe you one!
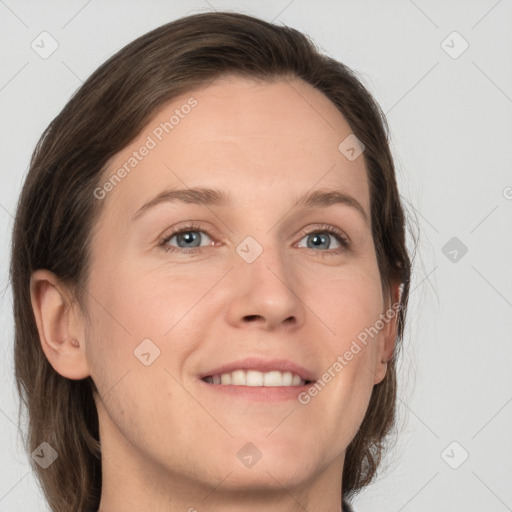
[11,11,411,512]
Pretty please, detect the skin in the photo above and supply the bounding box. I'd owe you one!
[30,76,399,512]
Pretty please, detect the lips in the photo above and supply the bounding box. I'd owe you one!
[198,357,317,385]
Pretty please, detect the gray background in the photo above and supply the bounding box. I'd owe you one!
[1,1,511,510]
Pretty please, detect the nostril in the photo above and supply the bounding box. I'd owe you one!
[244,315,262,322]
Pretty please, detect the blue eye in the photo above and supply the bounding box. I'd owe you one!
[159,222,350,256]
[160,223,213,253]
[297,228,348,252]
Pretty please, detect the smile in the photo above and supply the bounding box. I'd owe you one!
[202,369,311,387]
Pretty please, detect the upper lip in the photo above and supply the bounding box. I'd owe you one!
[198,357,317,382]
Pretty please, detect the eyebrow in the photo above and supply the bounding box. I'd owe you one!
[132,186,369,225]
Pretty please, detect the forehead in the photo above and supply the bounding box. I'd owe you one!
[98,75,369,221]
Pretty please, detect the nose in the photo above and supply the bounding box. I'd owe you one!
[224,244,306,331]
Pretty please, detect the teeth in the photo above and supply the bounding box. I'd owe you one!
[291,374,302,386]
[281,371,293,386]
[263,371,283,386]
[204,369,306,387]
[246,370,263,386]
[232,369,246,385]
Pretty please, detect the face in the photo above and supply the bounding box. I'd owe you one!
[78,76,396,502]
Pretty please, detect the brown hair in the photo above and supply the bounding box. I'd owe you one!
[11,11,412,511]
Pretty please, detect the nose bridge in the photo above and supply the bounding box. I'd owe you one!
[225,232,305,330]
[238,232,294,292]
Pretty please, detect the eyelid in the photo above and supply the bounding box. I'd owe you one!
[158,221,216,250]
[158,221,350,254]
[295,223,350,247]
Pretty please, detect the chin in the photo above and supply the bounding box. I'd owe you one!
[213,460,319,494]
[213,434,324,489]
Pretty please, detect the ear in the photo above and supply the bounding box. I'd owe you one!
[30,269,90,380]
[373,281,402,385]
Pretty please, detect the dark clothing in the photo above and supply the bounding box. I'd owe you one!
[342,498,355,512]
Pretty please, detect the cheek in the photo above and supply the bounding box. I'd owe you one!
[304,264,384,411]
[83,261,220,393]
[94,259,223,332]
[316,265,384,348]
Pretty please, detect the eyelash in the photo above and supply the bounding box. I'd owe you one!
[158,222,350,257]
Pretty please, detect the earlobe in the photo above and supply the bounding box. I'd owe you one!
[30,269,90,380]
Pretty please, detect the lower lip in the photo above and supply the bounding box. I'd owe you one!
[198,378,315,402]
